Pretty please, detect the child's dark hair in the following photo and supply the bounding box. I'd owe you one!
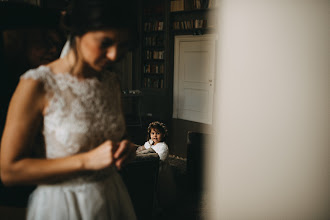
[147,121,168,142]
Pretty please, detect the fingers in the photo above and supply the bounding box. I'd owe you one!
[113,140,129,159]
[113,140,136,170]
[87,139,136,171]
[110,141,119,154]
[115,149,136,170]
[83,140,115,170]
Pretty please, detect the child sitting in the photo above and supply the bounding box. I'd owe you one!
[136,121,169,161]
[136,121,176,209]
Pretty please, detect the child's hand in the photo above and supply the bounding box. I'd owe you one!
[136,145,146,152]
[146,148,156,153]
[136,148,156,155]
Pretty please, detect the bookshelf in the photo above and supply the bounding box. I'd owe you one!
[141,0,168,89]
[170,0,217,35]
[136,0,217,120]
[139,0,217,90]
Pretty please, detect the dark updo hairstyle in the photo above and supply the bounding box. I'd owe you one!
[147,121,168,142]
[65,0,138,49]
[0,2,61,30]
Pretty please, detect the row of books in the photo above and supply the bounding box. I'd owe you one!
[173,19,207,30]
[194,0,214,9]
[144,36,164,47]
[143,78,164,88]
[144,63,165,74]
[145,50,165,60]
[171,0,215,11]
[144,21,164,32]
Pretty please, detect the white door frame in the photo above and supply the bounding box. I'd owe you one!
[173,34,217,124]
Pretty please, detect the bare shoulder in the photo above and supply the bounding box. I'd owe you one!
[45,58,68,75]
[16,76,45,96]
[10,78,46,116]
[1,79,46,157]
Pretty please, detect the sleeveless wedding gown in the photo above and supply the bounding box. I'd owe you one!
[20,66,136,220]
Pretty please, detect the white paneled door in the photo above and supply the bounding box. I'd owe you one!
[173,35,217,124]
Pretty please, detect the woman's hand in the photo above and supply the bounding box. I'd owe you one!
[113,139,137,170]
[82,139,136,171]
[81,140,118,170]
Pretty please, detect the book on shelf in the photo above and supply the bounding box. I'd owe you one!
[146,50,164,60]
[143,78,164,88]
[193,0,212,9]
[144,63,164,74]
[144,21,164,32]
[141,1,167,90]
[173,19,207,30]
[208,0,218,8]
[144,36,164,47]
[171,0,184,12]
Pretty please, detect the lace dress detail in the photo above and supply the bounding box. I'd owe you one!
[20,66,136,220]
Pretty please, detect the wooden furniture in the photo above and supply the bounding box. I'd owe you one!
[186,131,212,196]
[122,91,143,127]
[140,0,169,90]
[170,7,217,35]
[119,153,160,220]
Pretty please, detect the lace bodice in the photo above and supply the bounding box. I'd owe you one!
[20,66,126,159]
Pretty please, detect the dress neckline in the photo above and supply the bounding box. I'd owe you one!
[39,65,105,83]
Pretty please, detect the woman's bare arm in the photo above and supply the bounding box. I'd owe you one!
[0,79,117,186]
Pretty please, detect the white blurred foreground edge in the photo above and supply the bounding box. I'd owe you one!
[206,0,329,219]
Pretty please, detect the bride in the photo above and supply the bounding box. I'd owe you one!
[0,0,138,219]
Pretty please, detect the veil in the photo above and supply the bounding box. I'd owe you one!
[60,39,70,58]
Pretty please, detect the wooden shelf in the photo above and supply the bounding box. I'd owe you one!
[143,46,165,50]
[143,15,165,21]
[143,31,165,35]
[172,27,216,35]
[140,87,168,94]
[144,59,164,61]
[143,73,164,77]
[140,0,168,90]
[170,7,216,15]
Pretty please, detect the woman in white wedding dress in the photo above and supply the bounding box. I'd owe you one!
[0,0,137,219]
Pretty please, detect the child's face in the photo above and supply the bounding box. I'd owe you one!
[150,128,164,145]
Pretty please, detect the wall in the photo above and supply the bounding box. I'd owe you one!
[167,118,213,157]
[113,52,133,91]
[207,0,329,219]
[139,89,172,120]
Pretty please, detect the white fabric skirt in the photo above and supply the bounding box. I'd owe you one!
[26,171,136,220]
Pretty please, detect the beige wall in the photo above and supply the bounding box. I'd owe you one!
[207,0,329,219]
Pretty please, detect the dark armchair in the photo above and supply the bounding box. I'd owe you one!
[119,153,159,220]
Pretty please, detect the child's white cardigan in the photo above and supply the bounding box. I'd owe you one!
[144,140,169,161]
